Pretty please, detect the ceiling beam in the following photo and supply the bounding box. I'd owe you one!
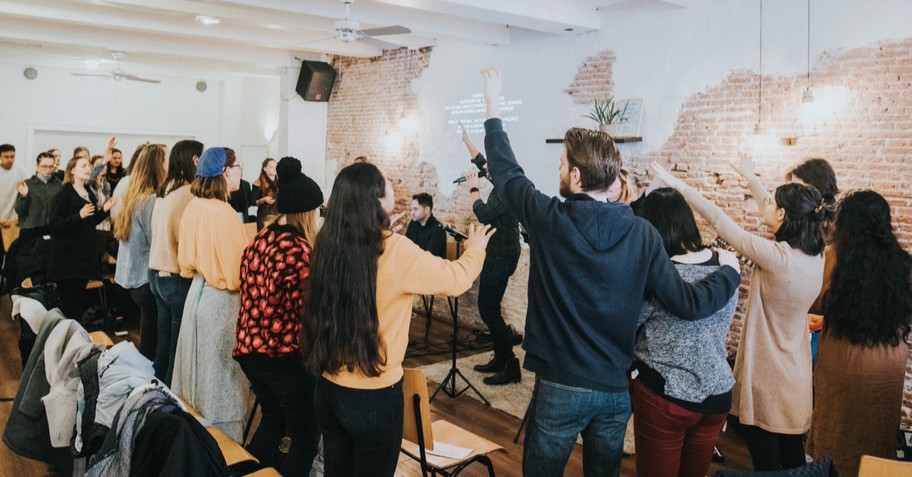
[372,0,601,34]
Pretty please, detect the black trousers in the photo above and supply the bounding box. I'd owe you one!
[237,354,320,476]
[55,278,89,321]
[477,252,519,361]
[316,377,403,477]
[128,283,158,361]
[740,424,806,471]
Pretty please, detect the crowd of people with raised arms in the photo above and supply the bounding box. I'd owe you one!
[1,66,909,477]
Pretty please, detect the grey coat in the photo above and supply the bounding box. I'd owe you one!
[14,175,63,230]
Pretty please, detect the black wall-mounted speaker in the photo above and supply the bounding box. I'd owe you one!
[296,61,337,102]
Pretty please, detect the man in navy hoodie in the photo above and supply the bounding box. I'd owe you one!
[478,68,742,476]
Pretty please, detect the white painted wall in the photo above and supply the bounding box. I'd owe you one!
[410,0,912,196]
[0,62,281,182]
[280,65,329,193]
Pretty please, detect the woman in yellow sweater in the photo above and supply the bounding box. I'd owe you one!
[301,162,493,477]
[173,147,252,442]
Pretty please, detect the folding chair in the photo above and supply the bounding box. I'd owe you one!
[401,368,504,476]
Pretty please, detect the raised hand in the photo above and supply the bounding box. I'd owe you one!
[464,223,495,250]
[465,171,480,189]
[460,122,470,144]
[79,203,96,218]
[731,152,757,178]
[649,161,685,190]
[716,249,741,274]
[480,67,502,119]
[16,181,28,197]
[389,211,405,233]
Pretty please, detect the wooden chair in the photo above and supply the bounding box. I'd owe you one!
[858,455,912,477]
[401,368,503,476]
[182,399,260,468]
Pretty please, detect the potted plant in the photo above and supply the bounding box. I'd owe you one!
[586,97,629,135]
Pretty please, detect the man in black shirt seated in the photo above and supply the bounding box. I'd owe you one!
[405,192,447,258]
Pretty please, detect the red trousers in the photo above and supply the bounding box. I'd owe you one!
[633,379,727,477]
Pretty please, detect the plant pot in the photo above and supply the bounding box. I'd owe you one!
[599,124,618,136]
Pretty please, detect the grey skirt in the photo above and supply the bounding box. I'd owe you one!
[172,274,249,441]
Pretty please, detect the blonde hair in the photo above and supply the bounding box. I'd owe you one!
[267,210,319,245]
[113,144,167,241]
[63,157,79,184]
[616,169,639,204]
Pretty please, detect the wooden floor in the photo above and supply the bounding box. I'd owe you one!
[0,293,755,476]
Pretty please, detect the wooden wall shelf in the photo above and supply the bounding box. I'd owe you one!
[546,137,642,144]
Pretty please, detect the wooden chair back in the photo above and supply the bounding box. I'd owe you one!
[402,368,435,451]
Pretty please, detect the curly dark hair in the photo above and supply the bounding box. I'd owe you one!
[824,190,912,347]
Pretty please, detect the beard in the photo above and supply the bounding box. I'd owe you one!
[559,172,572,198]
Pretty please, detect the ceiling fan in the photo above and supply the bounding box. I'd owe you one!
[297,0,411,51]
[71,51,161,84]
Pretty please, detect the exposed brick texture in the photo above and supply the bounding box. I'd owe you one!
[564,51,617,105]
[326,40,912,426]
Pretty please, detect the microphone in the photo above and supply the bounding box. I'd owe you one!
[453,176,467,184]
[442,224,468,241]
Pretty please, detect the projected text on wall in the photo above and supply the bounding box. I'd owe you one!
[444,93,522,134]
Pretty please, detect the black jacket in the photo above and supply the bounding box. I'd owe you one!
[470,160,520,257]
[405,215,447,259]
[483,118,741,391]
[48,184,109,281]
[230,179,255,223]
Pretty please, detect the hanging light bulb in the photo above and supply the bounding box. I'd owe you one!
[802,0,815,106]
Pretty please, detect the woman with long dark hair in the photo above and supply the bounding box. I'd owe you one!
[173,146,251,441]
[234,157,323,475]
[48,156,117,320]
[632,188,739,477]
[148,139,202,385]
[253,158,278,229]
[113,144,167,363]
[806,190,912,477]
[301,162,492,477]
[652,156,826,472]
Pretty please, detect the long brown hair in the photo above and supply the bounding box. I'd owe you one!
[190,147,235,202]
[114,144,167,241]
[257,158,277,197]
[301,162,390,377]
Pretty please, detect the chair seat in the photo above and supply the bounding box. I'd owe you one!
[244,467,282,477]
[88,331,114,347]
[85,280,105,290]
[401,419,503,470]
[207,425,259,467]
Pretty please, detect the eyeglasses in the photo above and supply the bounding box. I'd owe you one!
[226,164,243,171]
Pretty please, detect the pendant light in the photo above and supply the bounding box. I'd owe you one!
[753,0,766,136]
[802,0,814,104]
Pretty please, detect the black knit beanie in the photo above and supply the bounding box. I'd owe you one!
[276,156,323,214]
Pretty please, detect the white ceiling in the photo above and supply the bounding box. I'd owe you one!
[0,0,708,76]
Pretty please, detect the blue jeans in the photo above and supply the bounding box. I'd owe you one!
[237,354,320,477]
[316,377,403,477]
[477,253,519,360]
[149,270,192,386]
[524,377,631,477]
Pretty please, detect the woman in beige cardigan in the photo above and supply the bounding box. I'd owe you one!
[652,156,826,471]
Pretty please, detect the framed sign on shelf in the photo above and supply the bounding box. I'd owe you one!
[615,98,643,138]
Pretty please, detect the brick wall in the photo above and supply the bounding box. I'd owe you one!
[326,39,912,424]
[326,47,529,333]
[620,39,912,426]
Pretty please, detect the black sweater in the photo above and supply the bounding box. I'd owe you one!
[47,184,109,281]
[483,118,741,391]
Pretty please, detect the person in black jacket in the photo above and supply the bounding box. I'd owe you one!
[478,68,742,477]
[48,156,116,320]
[404,193,447,259]
[460,125,522,386]
[229,178,255,223]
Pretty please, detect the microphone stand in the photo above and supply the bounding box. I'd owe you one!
[430,228,491,406]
